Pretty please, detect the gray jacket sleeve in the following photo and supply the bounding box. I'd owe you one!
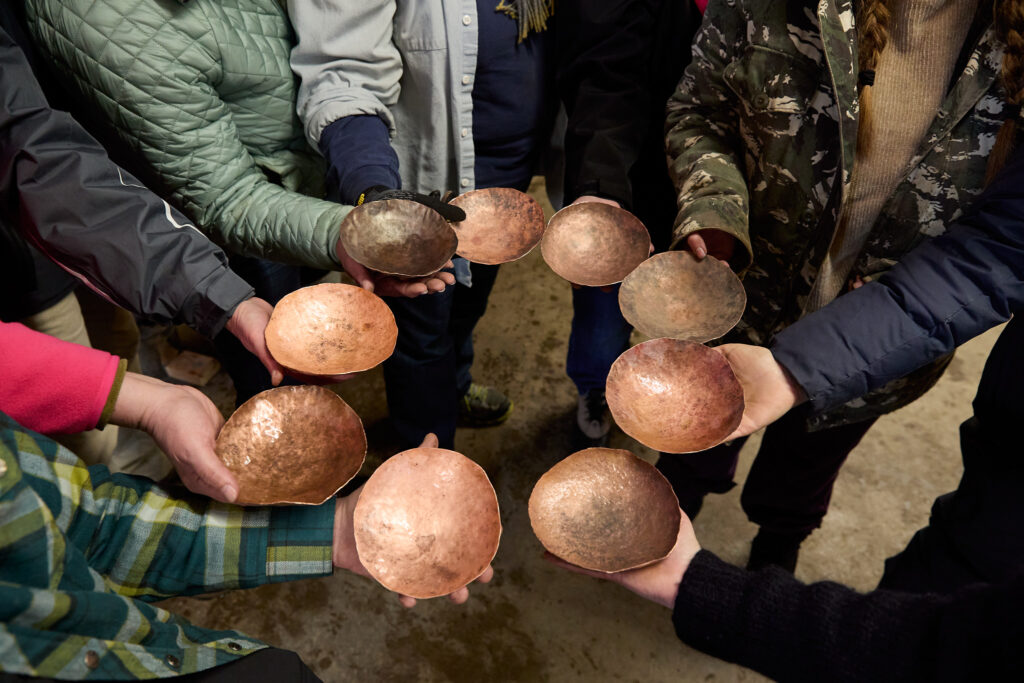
[287,0,402,149]
[0,27,253,339]
[771,147,1024,413]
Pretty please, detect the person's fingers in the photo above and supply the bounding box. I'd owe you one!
[398,595,417,609]
[419,433,440,449]
[178,449,239,503]
[476,565,494,584]
[425,278,447,293]
[439,271,456,285]
[448,586,470,604]
[599,285,615,293]
[686,233,708,259]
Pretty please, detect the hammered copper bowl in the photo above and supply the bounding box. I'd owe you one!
[540,203,651,286]
[265,282,397,375]
[529,448,681,573]
[338,199,458,276]
[606,338,744,453]
[618,251,746,342]
[353,447,501,599]
[449,187,546,264]
[215,385,367,505]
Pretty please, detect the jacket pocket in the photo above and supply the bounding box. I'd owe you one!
[724,46,821,121]
[393,0,446,51]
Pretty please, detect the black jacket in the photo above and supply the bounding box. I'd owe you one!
[557,0,701,250]
[0,26,253,338]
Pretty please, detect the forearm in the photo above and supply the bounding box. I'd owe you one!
[772,149,1024,413]
[671,551,1015,682]
[320,115,401,204]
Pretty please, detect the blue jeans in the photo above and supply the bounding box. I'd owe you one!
[566,285,633,395]
[383,262,500,450]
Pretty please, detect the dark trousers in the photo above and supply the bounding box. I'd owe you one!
[879,318,1024,594]
[657,408,876,536]
[383,262,500,449]
[213,255,321,406]
[566,285,634,395]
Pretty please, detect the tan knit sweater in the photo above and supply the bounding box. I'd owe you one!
[804,0,978,313]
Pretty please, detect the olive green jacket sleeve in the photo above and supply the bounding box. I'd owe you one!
[664,1,752,269]
[26,0,350,271]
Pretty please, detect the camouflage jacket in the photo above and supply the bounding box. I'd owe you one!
[665,0,1015,425]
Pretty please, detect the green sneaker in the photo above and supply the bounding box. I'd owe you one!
[459,383,513,426]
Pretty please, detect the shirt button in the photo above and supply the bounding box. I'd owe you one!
[753,93,770,110]
[460,178,470,188]
[165,654,181,669]
[462,14,472,25]
[84,650,100,669]
[227,642,242,652]
[461,74,472,85]
[460,128,469,138]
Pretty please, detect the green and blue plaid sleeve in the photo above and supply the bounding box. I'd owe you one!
[0,412,336,679]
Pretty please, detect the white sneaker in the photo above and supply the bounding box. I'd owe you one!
[576,389,610,445]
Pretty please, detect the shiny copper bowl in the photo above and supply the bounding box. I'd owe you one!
[618,251,746,342]
[265,283,397,375]
[215,385,367,505]
[529,448,680,573]
[449,187,546,264]
[338,199,458,276]
[353,447,501,599]
[540,203,650,286]
[606,338,744,453]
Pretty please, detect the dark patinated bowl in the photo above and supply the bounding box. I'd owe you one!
[353,447,501,599]
[215,385,367,505]
[265,283,397,375]
[541,203,651,286]
[338,199,458,276]
[606,338,744,453]
[449,187,546,265]
[618,251,746,342]
[529,447,681,573]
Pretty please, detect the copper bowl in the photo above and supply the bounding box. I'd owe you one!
[215,385,367,505]
[529,448,680,573]
[541,203,650,286]
[338,199,458,276]
[618,251,746,342]
[449,187,546,264]
[265,283,397,375]
[353,447,501,599]
[606,338,744,453]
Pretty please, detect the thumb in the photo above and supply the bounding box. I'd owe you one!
[179,446,240,503]
[419,433,439,449]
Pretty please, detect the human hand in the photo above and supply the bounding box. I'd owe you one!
[335,240,455,298]
[111,372,239,502]
[332,433,495,608]
[226,297,354,385]
[686,229,737,263]
[545,509,700,609]
[715,344,808,439]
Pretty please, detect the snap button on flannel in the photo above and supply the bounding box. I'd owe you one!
[165,654,181,669]
[84,651,99,669]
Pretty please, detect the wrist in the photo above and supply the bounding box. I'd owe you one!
[109,372,176,432]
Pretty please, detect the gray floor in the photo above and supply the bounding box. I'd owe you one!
[151,182,999,682]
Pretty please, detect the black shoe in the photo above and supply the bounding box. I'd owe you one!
[575,388,610,447]
[746,529,806,573]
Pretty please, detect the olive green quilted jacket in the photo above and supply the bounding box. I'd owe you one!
[26,0,349,271]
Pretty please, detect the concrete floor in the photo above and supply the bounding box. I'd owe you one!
[153,182,1001,682]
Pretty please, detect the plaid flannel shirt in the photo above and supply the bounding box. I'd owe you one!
[0,412,335,680]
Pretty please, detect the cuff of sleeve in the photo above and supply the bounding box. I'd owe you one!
[182,268,255,339]
[262,501,337,582]
[669,199,752,272]
[97,358,128,429]
[671,550,754,651]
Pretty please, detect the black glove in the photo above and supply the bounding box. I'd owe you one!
[358,186,466,222]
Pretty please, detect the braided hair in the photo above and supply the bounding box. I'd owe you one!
[988,0,1024,181]
[855,0,893,155]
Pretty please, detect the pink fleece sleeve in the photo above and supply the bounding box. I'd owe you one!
[695,0,708,13]
[0,321,120,434]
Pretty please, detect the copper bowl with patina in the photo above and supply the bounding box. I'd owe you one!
[265,282,397,375]
[353,447,501,599]
[215,385,367,505]
[338,199,458,276]
[606,338,744,453]
[449,187,546,264]
[619,251,746,342]
[529,448,681,573]
[541,203,651,286]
